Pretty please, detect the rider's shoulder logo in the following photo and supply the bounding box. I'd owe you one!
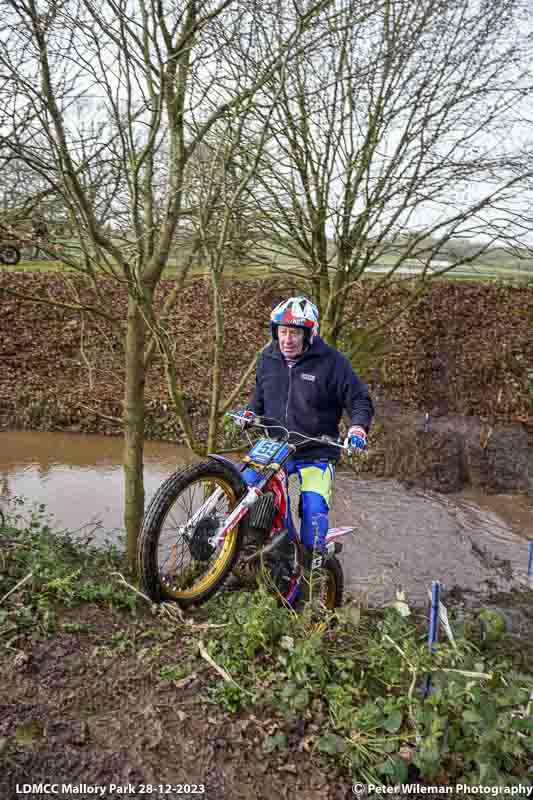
[301,373,316,382]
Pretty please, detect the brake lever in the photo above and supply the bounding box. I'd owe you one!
[343,437,354,457]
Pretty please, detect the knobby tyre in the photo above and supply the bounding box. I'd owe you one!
[137,459,246,608]
[322,554,344,609]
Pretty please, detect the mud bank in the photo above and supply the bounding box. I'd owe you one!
[0,273,531,492]
[377,401,532,494]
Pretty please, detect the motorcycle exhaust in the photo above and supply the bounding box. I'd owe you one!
[242,528,291,565]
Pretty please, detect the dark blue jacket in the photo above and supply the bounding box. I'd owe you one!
[248,337,374,461]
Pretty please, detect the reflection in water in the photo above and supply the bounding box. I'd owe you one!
[1,430,532,605]
[0,430,197,539]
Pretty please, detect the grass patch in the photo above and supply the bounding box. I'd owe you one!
[0,497,137,638]
[2,258,67,272]
[4,240,532,283]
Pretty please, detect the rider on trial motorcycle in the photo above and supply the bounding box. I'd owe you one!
[235,296,374,603]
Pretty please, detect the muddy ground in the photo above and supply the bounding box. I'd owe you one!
[1,600,359,800]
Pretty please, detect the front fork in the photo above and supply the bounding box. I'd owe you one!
[208,486,263,548]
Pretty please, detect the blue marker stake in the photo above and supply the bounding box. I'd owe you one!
[428,581,441,647]
[423,581,441,699]
[528,542,533,578]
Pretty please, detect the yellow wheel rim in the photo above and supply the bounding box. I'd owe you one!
[312,621,327,635]
[159,477,239,601]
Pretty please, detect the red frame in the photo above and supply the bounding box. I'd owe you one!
[265,470,288,533]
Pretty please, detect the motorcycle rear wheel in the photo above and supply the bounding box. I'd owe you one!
[137,460,246,608]
[322,555,344,609]
[265,547,344,610]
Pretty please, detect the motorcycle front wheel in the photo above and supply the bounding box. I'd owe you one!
[0,245,21,265]
[137,459,246,608]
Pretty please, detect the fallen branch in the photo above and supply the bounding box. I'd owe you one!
[79,403,122,425]
[184,619,229,630]
[112,572,189,623]
[0,572,33,605]
[111,574,233,628]
[110,571,155,606]
[437,668,493,680]
[383,634,418,726]
[159,602,186,623]
[198,639,236,684]
[383,634,415,668]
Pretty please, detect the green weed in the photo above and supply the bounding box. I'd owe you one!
[62,622,92,634]
[0,497,137,637]
[159,663,192,682]
[197,591,533,784]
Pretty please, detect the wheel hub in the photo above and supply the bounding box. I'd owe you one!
[188,516,219,561]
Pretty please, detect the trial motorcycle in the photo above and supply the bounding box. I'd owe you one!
[137,414,358,609]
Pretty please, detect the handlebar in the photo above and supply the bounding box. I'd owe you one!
[226,412,356,456]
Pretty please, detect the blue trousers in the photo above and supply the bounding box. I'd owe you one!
[285,461,335,553]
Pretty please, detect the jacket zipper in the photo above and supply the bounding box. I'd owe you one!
[284,365,293,425]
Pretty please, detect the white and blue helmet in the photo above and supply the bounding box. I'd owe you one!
[270,296,319,344]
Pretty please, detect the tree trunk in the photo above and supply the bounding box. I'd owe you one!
[320,260,349,347]
[123,294,147,567]
[320,299,341,347]
[207,268,224,452]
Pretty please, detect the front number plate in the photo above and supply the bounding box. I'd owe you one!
[248,438,285,465]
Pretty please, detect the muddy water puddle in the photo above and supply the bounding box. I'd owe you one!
[329,475,533,605]
[0,430,197,542]
[1,430,532,606]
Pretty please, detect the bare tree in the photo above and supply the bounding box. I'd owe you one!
[252,0,533,344]
[188,110,284,451]
[0,0,332,562]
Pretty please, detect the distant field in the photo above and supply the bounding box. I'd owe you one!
[4,259,532,284]
[2,237,532,283]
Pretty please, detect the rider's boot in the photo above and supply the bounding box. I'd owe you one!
[275,529,295,561]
